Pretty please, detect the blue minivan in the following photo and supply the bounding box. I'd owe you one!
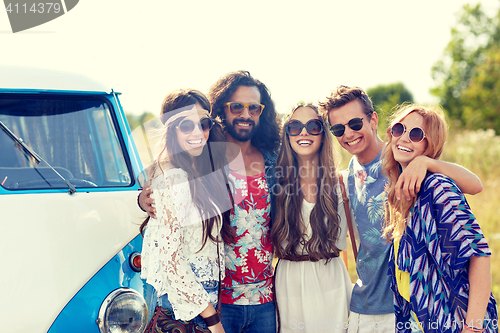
[0,66,153,333]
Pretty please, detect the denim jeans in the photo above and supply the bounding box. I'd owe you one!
[221,301,276,333]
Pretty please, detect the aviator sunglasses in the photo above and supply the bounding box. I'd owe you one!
[330,112,373,137]
[391,122,426,143]
[224,102,265,117]
[176,116,214,134]
[286,119,324,136]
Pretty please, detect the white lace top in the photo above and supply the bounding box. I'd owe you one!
[141,168,224,321]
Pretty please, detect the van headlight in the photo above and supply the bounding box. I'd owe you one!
[97,288,148,333]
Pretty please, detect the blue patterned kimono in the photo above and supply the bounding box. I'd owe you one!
[388,173,498,333]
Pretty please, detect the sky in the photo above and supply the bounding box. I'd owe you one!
[1,0,499,116]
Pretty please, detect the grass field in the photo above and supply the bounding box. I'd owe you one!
[334,129,500,302]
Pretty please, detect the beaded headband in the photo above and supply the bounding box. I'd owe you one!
[163,108,210,129]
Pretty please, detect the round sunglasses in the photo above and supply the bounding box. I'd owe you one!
[391,122,426,143]
[176,116,213,134]
[286,119,324,136]
[224,102,265,117]
[330,112,373,137]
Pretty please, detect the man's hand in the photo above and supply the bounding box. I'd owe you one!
[138,188,156,219]
[396,155,483,200]
[395,155,429,201]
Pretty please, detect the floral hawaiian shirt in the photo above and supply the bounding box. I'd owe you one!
[221,171,274,305]
[348,150,394,315]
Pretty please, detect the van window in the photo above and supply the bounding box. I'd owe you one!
[0,95,132,190]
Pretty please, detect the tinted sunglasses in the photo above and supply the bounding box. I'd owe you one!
[391,122,426,143]
[224,102,265,117]
[330,112,373,137]
[176,116,213,134]
[286,119,324,136]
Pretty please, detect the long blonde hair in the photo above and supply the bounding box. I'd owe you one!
[382,104,447,241]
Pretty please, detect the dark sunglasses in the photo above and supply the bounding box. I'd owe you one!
[286,119,324,136]
[330,112,373,137]
[176,116,213,134]
[391,122,426,143]
[224,102,265,117]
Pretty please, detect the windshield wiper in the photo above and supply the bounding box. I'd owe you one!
[0,120,76,195]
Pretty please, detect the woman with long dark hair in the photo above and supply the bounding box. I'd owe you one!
[271,103,352,332]
[140,89,232,333]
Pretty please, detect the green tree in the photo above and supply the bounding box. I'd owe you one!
[462,45,500,130]
[126,112,155,131]
[431,3,499,131]
[367,82,414,134]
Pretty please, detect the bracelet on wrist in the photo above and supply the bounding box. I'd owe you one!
[464,323,484,333]
[203,311,221,327]
[137,192,147,212]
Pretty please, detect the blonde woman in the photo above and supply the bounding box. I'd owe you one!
[382,104,497,333]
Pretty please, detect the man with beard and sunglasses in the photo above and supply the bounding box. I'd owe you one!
[207,71,280,333]
[319,86,483,333]
[139,71,281,333]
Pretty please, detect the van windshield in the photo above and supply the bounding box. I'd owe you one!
[0,95,132,190]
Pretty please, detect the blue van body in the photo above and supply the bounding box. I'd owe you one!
[0,67,153,333]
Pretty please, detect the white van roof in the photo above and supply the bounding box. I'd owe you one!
[0,66,112,93]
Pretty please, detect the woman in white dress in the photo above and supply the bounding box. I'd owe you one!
[140,89,233,333]
[271,103,352,333]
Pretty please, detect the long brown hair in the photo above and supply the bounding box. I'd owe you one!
[140,89,235,248]
[271,103,341,261]
[382,104,447,242]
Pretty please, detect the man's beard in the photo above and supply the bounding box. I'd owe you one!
[224,118,259,142]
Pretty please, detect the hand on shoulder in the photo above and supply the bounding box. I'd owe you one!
[138,160,176,219]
